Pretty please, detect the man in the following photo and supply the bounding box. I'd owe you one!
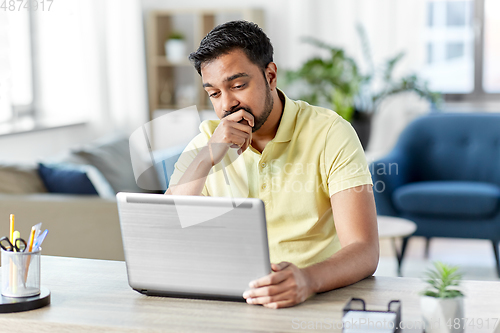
[166,20,378,309]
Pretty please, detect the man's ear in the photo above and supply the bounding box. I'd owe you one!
[265,62,278,90]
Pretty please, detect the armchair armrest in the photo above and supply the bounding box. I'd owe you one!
[371,149,414,216]
[0,194,123,261]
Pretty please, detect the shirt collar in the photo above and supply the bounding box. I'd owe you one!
[272,88,298,143]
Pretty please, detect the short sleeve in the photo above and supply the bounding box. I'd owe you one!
[168,133,210,196]
[324,117,373,197]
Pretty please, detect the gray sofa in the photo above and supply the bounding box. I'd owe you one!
[0,135,182,261]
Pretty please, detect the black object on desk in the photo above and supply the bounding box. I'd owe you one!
[342,298,402,333]
[0,287,50,313]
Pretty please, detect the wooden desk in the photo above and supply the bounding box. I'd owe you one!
[0,256,499,332]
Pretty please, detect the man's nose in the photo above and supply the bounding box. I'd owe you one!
[221,91,240,114]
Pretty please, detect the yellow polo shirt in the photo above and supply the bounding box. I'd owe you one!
[168,90,372,268]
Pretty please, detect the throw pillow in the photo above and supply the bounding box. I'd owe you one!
[71,135,146,193]
[38,163,98,195]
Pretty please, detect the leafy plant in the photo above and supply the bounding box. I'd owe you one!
[284,25,441,122]
[285,37,361,121]
[421,261,464,298]
[167,31,185,41]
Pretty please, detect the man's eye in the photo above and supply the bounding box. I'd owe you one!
[209,92,219,98]
[234,84,246,89]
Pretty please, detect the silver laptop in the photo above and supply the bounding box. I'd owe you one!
[116,192,271,301]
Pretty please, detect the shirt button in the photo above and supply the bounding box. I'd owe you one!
[261,162,266,168]
[261,183,267,190]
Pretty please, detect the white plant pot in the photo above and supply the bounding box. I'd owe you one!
[420,296,464,333]
[165,39,186,63]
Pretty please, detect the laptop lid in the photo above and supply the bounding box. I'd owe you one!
[117,192,271,301]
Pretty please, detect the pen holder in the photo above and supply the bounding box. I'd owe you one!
[1,248,41,298]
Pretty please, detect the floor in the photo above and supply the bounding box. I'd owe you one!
[375,236,500,281]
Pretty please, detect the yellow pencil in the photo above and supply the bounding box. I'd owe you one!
[27,227,35,252]
[24,227,36,284]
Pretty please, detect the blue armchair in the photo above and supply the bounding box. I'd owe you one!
[372,113,500,276]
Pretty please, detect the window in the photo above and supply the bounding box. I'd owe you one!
[0,0,87,133]
[0,9,34,123]
[420,0,499,96]
[421,0,475,93]
[483,0,500,93]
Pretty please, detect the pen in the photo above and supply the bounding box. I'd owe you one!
[33,229,48,252]
[33,222,42,241]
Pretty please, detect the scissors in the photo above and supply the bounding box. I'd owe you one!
[0,236,27,252]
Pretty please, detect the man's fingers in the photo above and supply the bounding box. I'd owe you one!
[240,132,252,154]
[272,262,291,272]
[224,110,255,127]
[226,120,253,135]
[227,128,247,148]
[244,279,290,299]
[246,288,294,305]
[248,270,289,288]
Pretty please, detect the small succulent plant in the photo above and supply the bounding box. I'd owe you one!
[421,261,464,298]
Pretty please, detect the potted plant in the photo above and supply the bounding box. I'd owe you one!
[165,31,186,63]
[284,25,441,149]
[420,261,465,333]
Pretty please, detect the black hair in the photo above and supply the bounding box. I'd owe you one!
[189,20,273,76]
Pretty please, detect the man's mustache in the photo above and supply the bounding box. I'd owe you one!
[223,107,253,119]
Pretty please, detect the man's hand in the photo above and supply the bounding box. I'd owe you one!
[207,110,254,165]
[242,262,315,309]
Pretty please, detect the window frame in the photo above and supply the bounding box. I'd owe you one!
[444,0,500,101]
[0,3,87,136]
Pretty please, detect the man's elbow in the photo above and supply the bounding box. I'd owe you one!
[365,242,380,276]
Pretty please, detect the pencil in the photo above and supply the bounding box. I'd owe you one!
[24,227,36,284]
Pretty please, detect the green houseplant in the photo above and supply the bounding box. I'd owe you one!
[420,262,465,333]
[165,31,186,63]
[284,25,441,148]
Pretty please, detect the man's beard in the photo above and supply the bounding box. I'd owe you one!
[223,83,274,133]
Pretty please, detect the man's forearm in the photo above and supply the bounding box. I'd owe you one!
[302,241,379,294]
[166,146,212,196]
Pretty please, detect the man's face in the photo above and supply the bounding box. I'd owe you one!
[201,49,273,133]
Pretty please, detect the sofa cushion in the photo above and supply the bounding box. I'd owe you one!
[152,145,186,191]
[38,163,98,195]
[0,163,47,194]
[39,163,115,198]
[393,181,500,218]
[72,135,146,193]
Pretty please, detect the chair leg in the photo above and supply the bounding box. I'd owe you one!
[424,237,431,258]
[393,236,410,277]
[492,240,500,278]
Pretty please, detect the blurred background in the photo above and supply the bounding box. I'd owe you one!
[0,0,499,279]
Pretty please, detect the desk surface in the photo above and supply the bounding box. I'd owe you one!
[0,256,499,333]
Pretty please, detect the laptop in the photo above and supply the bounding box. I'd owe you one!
[116,192,271,301]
